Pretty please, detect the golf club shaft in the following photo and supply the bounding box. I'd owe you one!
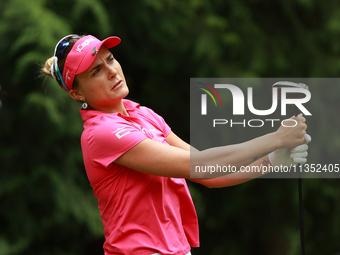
[295,106,305,255]
[272,82,308,255]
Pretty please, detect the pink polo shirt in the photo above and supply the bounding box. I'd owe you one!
[80,100,199,255]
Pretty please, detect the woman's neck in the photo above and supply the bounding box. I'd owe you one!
[90,99,129,116]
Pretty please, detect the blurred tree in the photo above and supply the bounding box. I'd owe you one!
[0,0,107,254]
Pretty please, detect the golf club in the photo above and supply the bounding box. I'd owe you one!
[272,81,310,255]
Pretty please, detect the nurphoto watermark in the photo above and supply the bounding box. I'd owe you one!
[190,78,339,178]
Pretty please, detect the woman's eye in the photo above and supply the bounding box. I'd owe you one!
[108,57,114,63]
[93,69,101,76]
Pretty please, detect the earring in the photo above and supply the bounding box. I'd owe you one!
[82,102,88,109]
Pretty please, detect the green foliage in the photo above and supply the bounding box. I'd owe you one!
[0,0,340,254]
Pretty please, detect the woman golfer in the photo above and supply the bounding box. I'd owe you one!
[41,34,309,255]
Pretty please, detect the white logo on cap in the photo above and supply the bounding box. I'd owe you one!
[65,69,71,83]
[76,38,96,53]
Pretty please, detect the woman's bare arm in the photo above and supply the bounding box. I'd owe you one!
[115,115,306,181]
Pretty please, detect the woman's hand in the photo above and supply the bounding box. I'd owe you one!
[274,114,307,149]
[269,133,311,167]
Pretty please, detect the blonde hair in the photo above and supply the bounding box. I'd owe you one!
[41,57,54,78]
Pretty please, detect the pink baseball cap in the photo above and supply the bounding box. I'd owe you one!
[61,35,121,92]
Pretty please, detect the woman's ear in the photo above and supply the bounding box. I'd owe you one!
[69,88,84,101]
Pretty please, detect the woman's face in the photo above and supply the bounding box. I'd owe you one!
[74,46,129,113]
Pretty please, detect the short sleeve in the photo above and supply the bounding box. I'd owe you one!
[86,118,148,168]
[139,107,171,137]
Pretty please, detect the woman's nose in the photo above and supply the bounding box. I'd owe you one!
[108,65,118,79]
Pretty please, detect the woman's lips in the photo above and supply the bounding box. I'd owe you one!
[112,80,123,90]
